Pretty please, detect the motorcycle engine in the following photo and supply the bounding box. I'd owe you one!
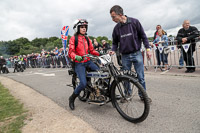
[95,79,109,101]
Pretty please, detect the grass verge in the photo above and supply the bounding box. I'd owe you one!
[0,83,28,133]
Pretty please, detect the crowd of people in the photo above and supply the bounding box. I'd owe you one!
[0,39,111,74]
[150,20,199,73]
[3,47,70,70]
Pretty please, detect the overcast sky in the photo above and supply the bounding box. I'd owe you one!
[0,0,200,41]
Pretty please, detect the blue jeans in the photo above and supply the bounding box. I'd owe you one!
[74,60,99,94]
[179,50,184,66]
[156,48,168,65]
[161,52,168,65]
[121,51,146,91]
[155,48,161,66]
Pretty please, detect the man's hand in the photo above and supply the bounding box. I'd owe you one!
[75,55,83,62]
[182,38,187,43]
[158,41,164,44]
[146,51,152,60]
[109,51,115,55]
[150,42,154,47]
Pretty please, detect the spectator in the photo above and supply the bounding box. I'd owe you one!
[176,20,199,73]
[153,25,167,40]
[45,51,51,68]
[151,29,169,71]
[65,47,71,68]
[60,48,67,68]
[55,47,61,68]
[109,5,152,102]
[23,55,27,68]
[93,39,103,52]
[50,50,56,68]
[153,25,167,67]
[102,40,111,53]
[177,24,185,69]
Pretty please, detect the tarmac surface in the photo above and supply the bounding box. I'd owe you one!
[0,67,200,133]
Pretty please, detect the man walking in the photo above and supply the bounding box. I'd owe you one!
[109,5,152,102]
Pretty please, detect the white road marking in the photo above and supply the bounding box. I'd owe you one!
[33,72,55,76]
[160,70,169,74]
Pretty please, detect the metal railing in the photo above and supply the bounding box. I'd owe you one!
[111,37,200,72]
[143,38,200,71]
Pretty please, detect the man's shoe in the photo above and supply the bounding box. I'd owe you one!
[189,69,195,73]
[115,95,121,100]
[185,69,190,73]
[178,66,183,69]
[140,97,152,103]
[120,94,132,103]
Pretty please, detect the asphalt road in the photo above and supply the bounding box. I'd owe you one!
[2,68,200,133]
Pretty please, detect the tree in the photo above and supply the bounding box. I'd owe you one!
[48,37,59,42]
[88,36,95,43]
[53,38,62,48]
[5,41,20,55]
[14,37,30,45]
[31,38,48,47]
[96,36,111,45]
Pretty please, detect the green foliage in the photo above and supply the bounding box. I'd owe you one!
[53,38,62,48]
[48,36,59,42]
[95,36,112,46]
[88,36,95,42]
[168,35,174,37]
[148,37,154,42]
[31,38,48,47]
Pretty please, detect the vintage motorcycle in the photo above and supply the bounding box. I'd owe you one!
[68,54,150,123]
[1,64,9,74]
[13,60,24,73]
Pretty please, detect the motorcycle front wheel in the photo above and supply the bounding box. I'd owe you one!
[111,75,150,123]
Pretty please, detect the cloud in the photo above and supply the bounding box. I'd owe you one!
[0,0,200,41]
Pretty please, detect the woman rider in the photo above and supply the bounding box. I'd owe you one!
[68,19,100,110]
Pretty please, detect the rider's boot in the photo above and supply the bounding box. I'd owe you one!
[69,93,78,110]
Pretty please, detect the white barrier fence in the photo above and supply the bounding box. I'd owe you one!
[144,40,200,70]
[112,39,200,71]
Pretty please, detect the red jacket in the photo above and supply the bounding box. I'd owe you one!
[68,35,99,63]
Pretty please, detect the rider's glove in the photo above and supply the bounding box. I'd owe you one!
[75,55,83,62]
[99,51,104,56]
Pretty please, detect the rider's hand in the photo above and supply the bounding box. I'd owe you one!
[75,55,83,62]
[99,51,104,56]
